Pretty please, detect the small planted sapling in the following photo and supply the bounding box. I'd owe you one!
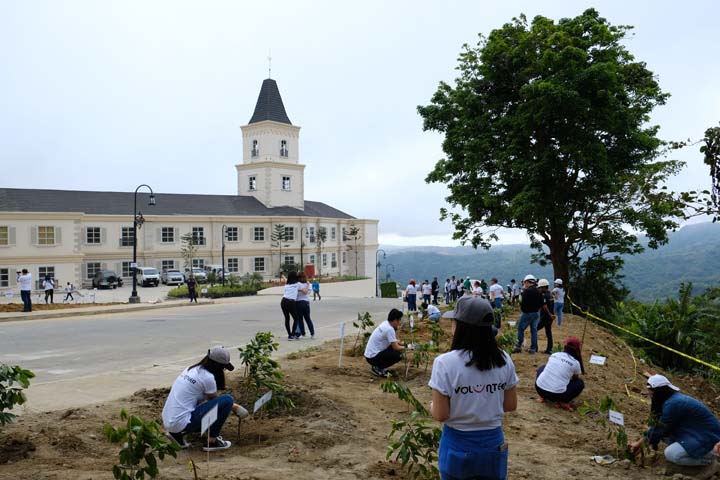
[427,321,445,352]
[352,312,375,355]
[103,409,179,479]
[238,332,295,411]
[0,364,35,427]
[578,395,633,461]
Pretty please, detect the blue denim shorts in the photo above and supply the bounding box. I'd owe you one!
[439,425,508,480]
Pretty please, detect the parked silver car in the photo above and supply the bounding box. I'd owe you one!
[186,268,208,283]
[161,270,185,286]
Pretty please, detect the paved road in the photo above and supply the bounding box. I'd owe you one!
[0,294,400,412]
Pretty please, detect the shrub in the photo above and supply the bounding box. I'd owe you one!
[0,364,35,427]
[103,409,179,479]
[380,282,399,298]
[237,332,294,411]
[167,283,259,299]
[352,312,375,355]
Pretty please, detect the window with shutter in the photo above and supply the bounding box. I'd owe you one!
[8,227,15,246]
[0,226,8,246]
[55,227,61,245]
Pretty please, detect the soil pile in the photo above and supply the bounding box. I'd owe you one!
[0,312,718,479]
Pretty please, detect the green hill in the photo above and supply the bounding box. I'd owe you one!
[382,222,720,302]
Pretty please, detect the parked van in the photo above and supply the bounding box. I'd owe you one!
[137,267,160,287]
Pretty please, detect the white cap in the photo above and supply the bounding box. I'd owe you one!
[647,374,679,391]
[554,278,563,285]
[523,274,537,283]
[537,279,550,288]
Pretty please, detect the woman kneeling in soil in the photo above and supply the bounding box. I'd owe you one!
[162,346,248,451]
[429,296,518,480]
[628,375,720,475]
[534,337,584,409]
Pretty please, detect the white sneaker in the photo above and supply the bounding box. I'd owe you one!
[203,436,231,451]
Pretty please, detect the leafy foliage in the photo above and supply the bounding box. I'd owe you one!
[352,311,375,355]
[344,223,362,276]
[271,224,291,277]
[103,409,179,479]
[167,283,259,299]
[180,232,199,273]
[237,332,295,411]
[0,364,35,427]
[578,396,633,461]
[418,8,686,310]
[380,381,440,479]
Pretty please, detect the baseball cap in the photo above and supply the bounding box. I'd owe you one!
[554,278,563,285]
[537,278,550,288]
[442,296,495,326]
[208,346,235,371]
[647,374,679,391]
[564,337,582,351]
[523,274,537,283]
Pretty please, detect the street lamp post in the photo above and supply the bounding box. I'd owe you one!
[221,224,228,286]
[129,184,156,304]
[375,249,386,298]
[384,263,395,282]
[299,226,310,271]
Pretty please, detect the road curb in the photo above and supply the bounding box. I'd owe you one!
[0,301,216,322]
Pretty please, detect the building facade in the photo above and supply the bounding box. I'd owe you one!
[0,79,378,291]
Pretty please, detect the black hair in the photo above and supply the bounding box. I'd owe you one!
[387,308,403,322]
[564,345,585,374]
[188,356,226,390]
[446,278,450,282]
[650,386,677,420]
[286,271,299,285]
[451,316,507,371]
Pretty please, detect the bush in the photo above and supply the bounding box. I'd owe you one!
[167,283,259,299]
[0,364,35,427]
[380,281,399,298]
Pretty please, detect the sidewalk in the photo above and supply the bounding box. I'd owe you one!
[258,278,375,298]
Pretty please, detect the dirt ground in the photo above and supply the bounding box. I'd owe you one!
[1,311,718,480]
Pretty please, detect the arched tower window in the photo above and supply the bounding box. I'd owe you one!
[251,140,259,158]
[280,140,288,157]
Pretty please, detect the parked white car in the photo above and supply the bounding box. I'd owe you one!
[161,270,185,286]
[137,267,160,287]
[186,268,208,283]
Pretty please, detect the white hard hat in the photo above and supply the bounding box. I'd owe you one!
[554,278,563,285]
[537,279,550,288]
[523,274,537,283]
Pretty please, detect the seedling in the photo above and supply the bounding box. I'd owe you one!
[103,409,179,479]
[578,396,633,461]
[352,312,375,355]
[237,332,295,411]
[497,329,516,350]
[0,364,35,427]
[427,321,445,351]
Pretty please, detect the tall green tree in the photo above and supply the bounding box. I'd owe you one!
[345,223,362,276]
[701,123,720,218]
[315,226,327,277]
[180,232,198,273]
[271,224,291,277]
[418,9,686,300]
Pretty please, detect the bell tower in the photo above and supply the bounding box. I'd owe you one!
[236,78,305,209]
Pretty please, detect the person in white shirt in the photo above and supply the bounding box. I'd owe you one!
[64,282,74,302]
[17,269,33,312]
[162,346,248,451]
[511,279,520,305]
[551,279,566,326]
[535,337,585,409]
[364,309,405,377]
[471,280,484,297]
[405,279,418,312]
[426,303,441,322]
[444,279,452,304]
[294,272,315,339]
[429,296,518,479]
[421,280,432,304]
[489,278,505,310]
[42,276,55,304]
[281,271,302,341]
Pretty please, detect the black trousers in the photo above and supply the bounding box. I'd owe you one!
[281,297,300,336]
[45,289,54,303]
[365,346,402,370]
[537,316,553,353]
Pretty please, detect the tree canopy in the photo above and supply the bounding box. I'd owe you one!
[418,8,686,304]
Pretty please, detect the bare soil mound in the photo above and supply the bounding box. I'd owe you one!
[0,312,718,479]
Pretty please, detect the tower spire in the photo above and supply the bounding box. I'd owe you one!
[267,51,272,78]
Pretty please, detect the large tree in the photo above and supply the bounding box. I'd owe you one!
[418,9,685,304]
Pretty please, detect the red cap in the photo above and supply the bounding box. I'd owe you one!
[564,337,582,351]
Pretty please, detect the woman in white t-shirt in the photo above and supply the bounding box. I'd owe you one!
[405,279,418,312]
[294,272,315,339]
[429,296,518,480]
[281,271,301,340]
[551,279,565,326]
[471,280,484,297]
[162,346,248,451]
[535,337,585,409]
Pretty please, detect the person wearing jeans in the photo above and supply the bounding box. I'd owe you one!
[629,374,720,473]
[294,272,315,338]
[513,275,544,354]
[551,279,565,326]
[281,271,301,340]
[162,346,249,451]
[17,269,33,312]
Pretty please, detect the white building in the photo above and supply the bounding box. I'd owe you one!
[0,78,378,290]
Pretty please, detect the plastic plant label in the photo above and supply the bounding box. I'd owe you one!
[410,316,415,329]
[200,404,218,436]
[590,355,607,365]
[201,288,208,294]
[254,391,273,413]
[508,321,517,327]
[340,322,346,337]
[4,291,13,298]
[608,410,624,426]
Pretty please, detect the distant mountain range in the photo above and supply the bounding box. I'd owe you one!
[381,222,720,303]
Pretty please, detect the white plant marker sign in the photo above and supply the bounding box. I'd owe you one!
[201,288,208,295]
[590,355,607,366]
[608,410,624,426]
[338,322,346,368]
[4,291,13,298]
[254,391,273,414]
[200,404,218,474]
[508,321,517,327]
[410,315,415,330]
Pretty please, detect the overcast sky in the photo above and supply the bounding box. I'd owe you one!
[1,1,717,246]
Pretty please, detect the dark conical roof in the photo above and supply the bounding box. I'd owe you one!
[248,78,292,125]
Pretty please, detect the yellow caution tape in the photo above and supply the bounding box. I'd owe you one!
[567,295,720,372]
